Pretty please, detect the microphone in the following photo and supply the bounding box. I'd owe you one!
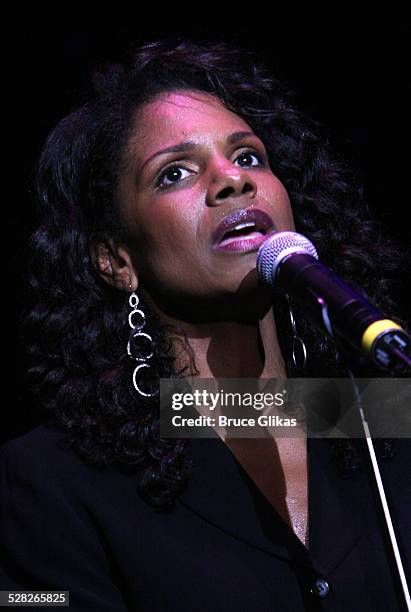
[256,231,411,371]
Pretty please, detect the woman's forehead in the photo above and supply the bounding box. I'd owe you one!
[137,89,246,121]
[129,90,253,152]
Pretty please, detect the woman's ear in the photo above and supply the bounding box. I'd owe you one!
[90,237,138,292]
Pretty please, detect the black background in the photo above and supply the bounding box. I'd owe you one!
[5,14,410,443]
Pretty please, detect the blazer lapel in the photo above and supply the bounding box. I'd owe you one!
[308,438,369,575]
[179,436,304,563]
[179,436,372,578]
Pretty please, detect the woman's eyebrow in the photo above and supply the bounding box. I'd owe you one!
[140,131,258,171]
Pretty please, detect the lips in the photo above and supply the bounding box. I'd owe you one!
[211,208,276,252]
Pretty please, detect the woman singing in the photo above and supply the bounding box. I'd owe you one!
[1,38,410,611]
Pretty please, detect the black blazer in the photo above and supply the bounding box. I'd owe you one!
[0,422,410,611]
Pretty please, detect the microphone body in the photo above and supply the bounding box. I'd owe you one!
[257,231,410,370]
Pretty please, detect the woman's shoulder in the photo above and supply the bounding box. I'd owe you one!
[2,420,70,460]
[2,421,88,476]
[0,421,139,609]
[0,419,138,500]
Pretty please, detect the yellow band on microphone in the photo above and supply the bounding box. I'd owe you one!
[361,320,402,355]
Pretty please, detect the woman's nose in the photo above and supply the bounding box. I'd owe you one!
[206,163,257,206]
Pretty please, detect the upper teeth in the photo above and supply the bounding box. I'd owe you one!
[232,222,256,231]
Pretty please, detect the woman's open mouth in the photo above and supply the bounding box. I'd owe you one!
[211,208,276,253]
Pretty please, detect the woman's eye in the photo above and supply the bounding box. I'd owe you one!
[235,149,265,168]
[156,165,192,189]
[155,149,265,190]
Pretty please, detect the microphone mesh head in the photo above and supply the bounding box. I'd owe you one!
[257,231,318,287]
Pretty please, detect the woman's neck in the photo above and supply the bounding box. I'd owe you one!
[143,290,286,379]
[181,308,286,379]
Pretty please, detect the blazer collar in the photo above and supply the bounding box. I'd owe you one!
[178,436,367,575]
[307,438,366,575]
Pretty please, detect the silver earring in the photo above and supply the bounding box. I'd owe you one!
[287,296,308,369]
[127,289,158,398]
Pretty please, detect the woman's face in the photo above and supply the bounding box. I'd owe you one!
[117,90,294,314]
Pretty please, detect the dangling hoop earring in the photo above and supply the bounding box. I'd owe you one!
[127,288,158,398]
[286,295,308,370]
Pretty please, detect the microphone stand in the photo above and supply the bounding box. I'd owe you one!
[346,370,411,611]
[319,299,411,611]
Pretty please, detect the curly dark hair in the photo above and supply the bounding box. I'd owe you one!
[23,37,408,510]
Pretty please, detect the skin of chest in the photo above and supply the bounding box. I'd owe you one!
[225,437,309,546]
